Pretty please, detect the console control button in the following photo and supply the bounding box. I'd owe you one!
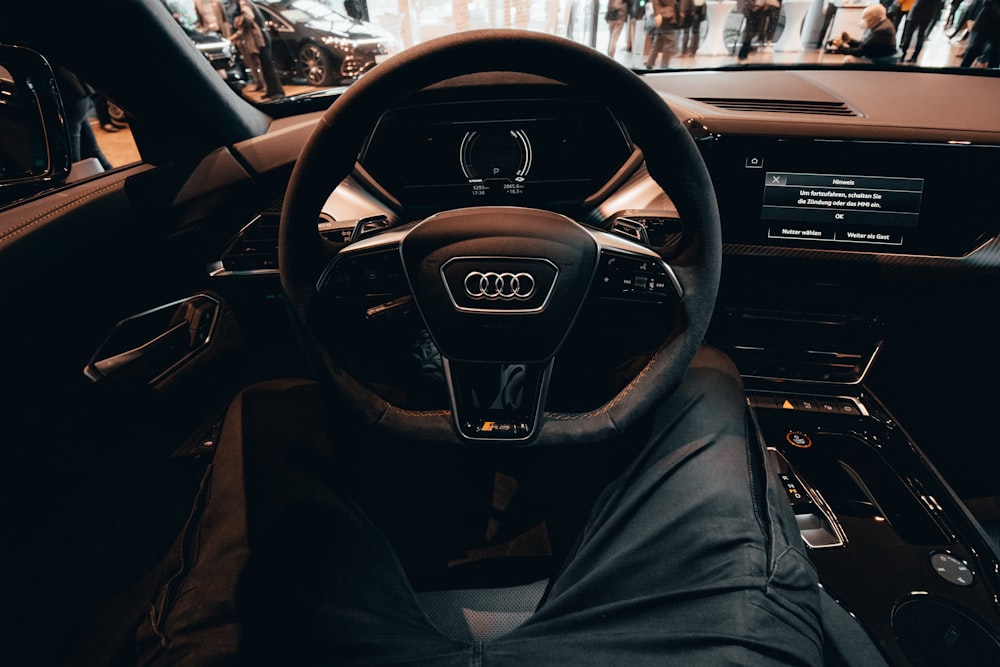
[839,401,860,415]
[750,394,778,409]
[797,396,819,412]
[930,553,974,587]
[786,431,813,448]
[596,251,679,303]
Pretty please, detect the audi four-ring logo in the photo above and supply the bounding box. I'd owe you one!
[464,271,536,300]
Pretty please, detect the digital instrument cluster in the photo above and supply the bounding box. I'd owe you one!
[359,95,634,209]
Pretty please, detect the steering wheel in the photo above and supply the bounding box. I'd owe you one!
[279,29,722,446]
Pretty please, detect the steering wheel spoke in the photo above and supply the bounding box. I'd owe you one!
[316,228,409,299]
[589,230,684,304]
[446,358,553,442]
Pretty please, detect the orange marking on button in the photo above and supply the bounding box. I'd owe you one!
[786,431,813,448]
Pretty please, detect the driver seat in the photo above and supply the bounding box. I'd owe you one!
[416,578,549,641]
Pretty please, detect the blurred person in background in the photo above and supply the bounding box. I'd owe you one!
[960,0,1000,66]
[898,0,944,62]
[678,0,707,56]
[888,0,916,28]
[759,0,782,50]
[606,0,630,56]
[51,65,112,169]
[194,0,226,32]
[645,0,680,68]
[831,2,901,64]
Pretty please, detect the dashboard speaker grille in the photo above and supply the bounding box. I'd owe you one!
[692,98,859,116]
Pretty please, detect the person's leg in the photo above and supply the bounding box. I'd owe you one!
[961,31,987,66]
[245,50,265,90]
[134,380,262,666]
[91,92,120,132]
[899,13,915,57]
[738,21,750,58]
[259,44,286,97]
[767,6,780,42]
[61,96,91,163]
[910,20,929,59]
[608,20,624,56]
[487,346,824,665]
[738,14,758,59]
[987,34,1000,67]
[691,19,702,53]
[135,379,475,666]
[133,349,822,666]
[661,28,677,66]
[758,7,778,46]
[946,0,960,27]
[645,32,664,67]
[78,110,112,170]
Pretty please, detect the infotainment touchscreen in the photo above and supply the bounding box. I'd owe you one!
[761,172,924,246]
[699,136,1000,257]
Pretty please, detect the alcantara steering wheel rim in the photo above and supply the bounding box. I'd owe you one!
[279,29,722,446]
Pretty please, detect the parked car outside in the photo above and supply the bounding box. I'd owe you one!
[185,22,248,84]
[255,0,397,86]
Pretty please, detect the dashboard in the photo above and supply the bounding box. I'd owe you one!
[218,69,1000,395]
[305,71,1000,264]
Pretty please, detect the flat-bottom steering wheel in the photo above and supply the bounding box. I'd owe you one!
[279,29,722,446]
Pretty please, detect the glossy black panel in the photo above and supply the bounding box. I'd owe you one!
[753,398,1000,667]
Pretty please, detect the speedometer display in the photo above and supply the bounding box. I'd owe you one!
[359,94,634,209]
[459,128,532,188]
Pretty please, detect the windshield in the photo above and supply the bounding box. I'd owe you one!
[160,0,993,107]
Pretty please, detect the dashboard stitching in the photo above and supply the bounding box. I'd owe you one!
[0,175,130,245]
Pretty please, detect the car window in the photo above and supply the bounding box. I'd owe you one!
[199,0,995,106]
[8,0,997,197]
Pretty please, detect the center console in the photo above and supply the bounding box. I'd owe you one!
[694,127,1000,664]
[749,385,1000,665]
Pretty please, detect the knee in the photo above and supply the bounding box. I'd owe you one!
[642,345,748,444]
[682,346,746,408]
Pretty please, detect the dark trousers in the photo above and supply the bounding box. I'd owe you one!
[136,346,823,666]
[645,27,678,67]
[961,28,1000,67]
[259,44,285,97]
[739,12,766,58]
[64,96,111,169]
[681,21,704,54]
[899,16,934,60]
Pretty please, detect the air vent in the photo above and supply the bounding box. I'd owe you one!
[208,212,351,276]
[692,98,859,116]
